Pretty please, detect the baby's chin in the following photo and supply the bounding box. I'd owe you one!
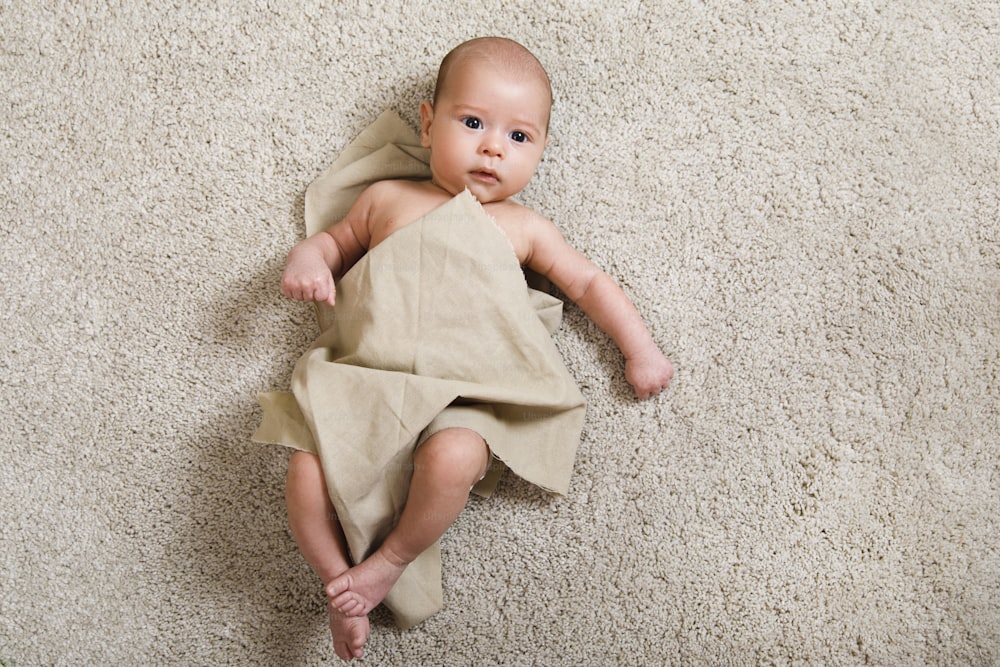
[464,182,523,204]
[430,176,520,204]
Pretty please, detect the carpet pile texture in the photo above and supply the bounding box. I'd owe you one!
[2,1,997,664]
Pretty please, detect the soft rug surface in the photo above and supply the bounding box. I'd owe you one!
[2,1,997,665]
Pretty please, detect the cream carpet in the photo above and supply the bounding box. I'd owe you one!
[2,1,998,665]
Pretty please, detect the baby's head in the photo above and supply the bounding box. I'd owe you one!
[420,37,552,203]
[432,38,552,126]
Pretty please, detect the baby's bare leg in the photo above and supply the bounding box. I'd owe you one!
[327,428,489,617]
[286,451,369,661]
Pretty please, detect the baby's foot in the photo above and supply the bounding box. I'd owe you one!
[326,548,408,617]
[328,599,369,661]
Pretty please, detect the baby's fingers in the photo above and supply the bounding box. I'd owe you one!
[282,272,335,305]
[312,275,336,305]
[626,357,674,399]
[307,282,336,306]
[636,381,669,399]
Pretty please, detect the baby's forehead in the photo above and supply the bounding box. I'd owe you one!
[437,41,551,98]
[442,58,551,113]
[460,58,544,89]
[446,66,551,123]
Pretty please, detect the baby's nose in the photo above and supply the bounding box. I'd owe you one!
[479,133,504,157]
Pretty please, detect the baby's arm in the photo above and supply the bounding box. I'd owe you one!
[281,195,371,306]
[526,218,673,399]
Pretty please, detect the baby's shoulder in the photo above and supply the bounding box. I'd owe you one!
[485,199,561,264]
[485,198,551,232]
[359,178,422,204]
[361,179,452,248]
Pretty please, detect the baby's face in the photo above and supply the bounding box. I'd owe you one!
[420,61,550,203]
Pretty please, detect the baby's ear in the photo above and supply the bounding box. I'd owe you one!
[419,101,435,148]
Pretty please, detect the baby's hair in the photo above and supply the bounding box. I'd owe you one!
[432,37,553,117]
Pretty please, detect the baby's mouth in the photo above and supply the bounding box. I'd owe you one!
[472,169,499,183]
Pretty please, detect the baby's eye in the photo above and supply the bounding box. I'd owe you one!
[510,131,528,143]
[463,117,482,130]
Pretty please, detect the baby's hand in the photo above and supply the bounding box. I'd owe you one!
[625,349,674,399]
[281,249,337,306]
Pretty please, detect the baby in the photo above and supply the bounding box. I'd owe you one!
[279,37,673,661]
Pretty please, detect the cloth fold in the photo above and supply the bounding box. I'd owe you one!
[254,111,586,628]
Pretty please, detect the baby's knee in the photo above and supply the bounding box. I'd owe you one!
[416,428,489,483]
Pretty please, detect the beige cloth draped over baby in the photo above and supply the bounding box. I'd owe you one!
[253,111,586,629]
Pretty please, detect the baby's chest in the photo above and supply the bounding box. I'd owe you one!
[368,200,443,248]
